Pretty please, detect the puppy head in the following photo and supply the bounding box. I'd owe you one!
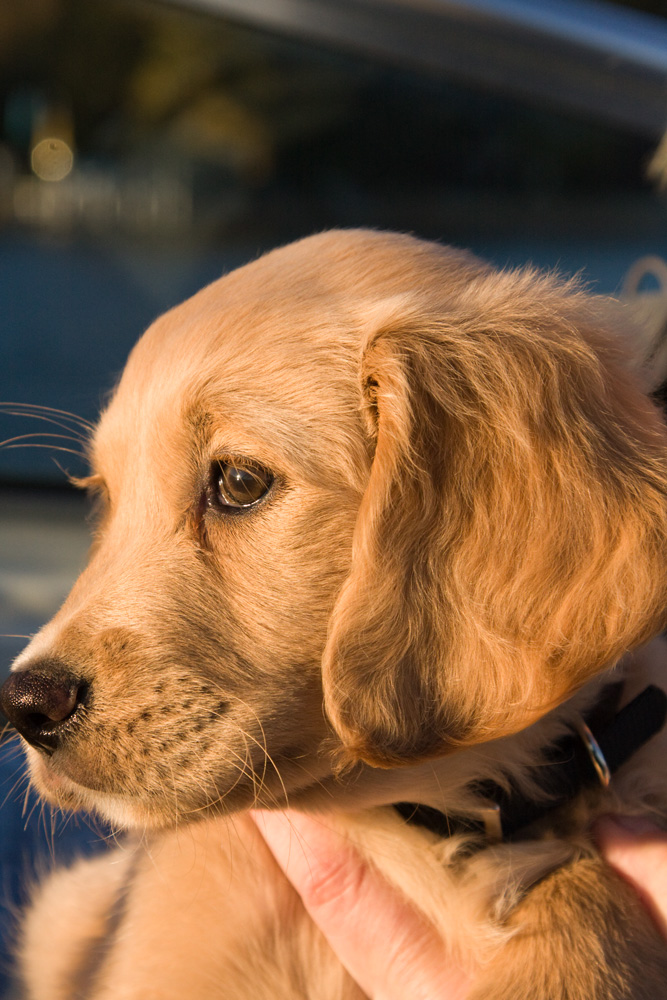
[5,230,667,825]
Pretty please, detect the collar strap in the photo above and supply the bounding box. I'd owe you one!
[395,684,667,843]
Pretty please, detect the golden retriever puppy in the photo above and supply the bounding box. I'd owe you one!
[3,230,667,999]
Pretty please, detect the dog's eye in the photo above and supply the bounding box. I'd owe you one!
[210,460,274,510]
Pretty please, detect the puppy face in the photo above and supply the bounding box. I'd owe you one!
[8,234,375,827]
[5,230,667,828]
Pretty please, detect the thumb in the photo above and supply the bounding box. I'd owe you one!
[594,815,667,940]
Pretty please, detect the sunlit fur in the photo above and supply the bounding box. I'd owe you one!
[12,231,667,998]
[325,268,667,765]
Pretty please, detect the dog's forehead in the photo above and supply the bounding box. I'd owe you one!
[93,233,418,493]
[92,231,479,496]
[114,228,469,387]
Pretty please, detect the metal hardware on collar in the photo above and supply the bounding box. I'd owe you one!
[470,800,503,842]
[576,721,611,788]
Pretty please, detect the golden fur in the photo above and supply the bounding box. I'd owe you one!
[8,230,667,997]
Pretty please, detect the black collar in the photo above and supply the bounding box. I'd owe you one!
[395,683,667,843]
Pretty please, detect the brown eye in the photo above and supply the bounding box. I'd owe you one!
[211,460,274,510]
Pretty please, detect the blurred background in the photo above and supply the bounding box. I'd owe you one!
[0,0,666,991]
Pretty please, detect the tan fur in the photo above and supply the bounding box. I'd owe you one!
[10,231,667,997]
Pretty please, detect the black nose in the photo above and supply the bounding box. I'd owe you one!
[0,665,89,754]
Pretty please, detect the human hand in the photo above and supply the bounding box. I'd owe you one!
[251,810,472,1000]
[594,815,667,940]
[252,810,667,1000]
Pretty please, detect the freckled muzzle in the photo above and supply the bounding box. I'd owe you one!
[0,662,89,754]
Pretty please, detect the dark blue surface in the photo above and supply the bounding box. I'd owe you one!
[0,233,250,483]
[0,737,111,996]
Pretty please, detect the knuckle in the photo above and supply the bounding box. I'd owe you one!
[299,848,366,913]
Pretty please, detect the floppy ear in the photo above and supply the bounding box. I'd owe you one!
[322,271,667,768]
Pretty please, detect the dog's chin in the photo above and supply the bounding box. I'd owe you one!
[25,750,153,829]
[24,746,301,832]
[24,749,192,831]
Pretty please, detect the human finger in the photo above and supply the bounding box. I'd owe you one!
[594,815,667,940]
[252,809,471,1000]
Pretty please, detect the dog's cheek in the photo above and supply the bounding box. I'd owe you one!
[203,493,358,668]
